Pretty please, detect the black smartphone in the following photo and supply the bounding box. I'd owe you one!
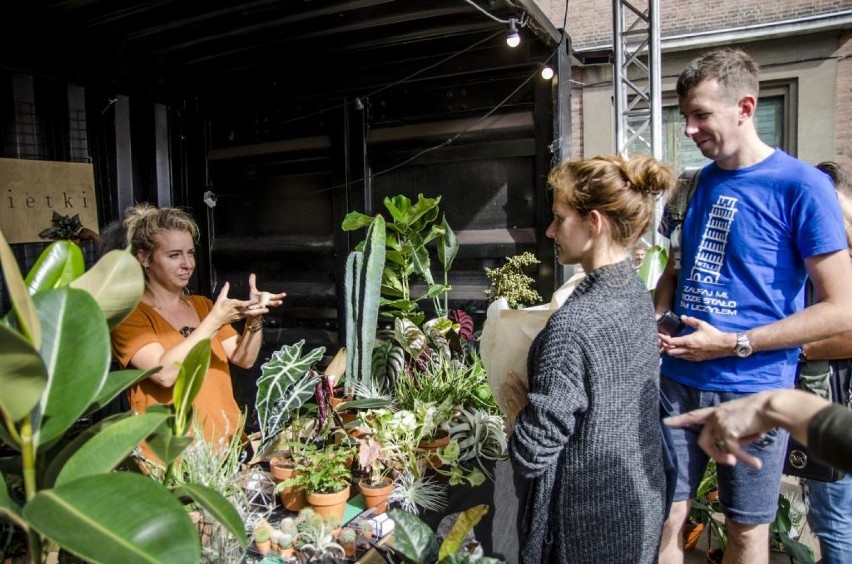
[657,310,685,336]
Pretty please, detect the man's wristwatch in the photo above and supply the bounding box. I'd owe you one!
[733,332,753,358]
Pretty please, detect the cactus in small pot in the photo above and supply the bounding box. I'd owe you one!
[339,527,358,559]
[253,526,272,556]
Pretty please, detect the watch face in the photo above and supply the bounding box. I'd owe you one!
[735,343,753,358]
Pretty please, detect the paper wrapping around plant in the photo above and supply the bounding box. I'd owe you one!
[479,273,585,416]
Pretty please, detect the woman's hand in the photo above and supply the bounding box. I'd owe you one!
[244,273,286,320]
[209,282,256,326]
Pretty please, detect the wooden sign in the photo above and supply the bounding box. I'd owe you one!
[0,158,99,244]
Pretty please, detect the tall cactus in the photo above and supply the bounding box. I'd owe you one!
[344,215,386,397]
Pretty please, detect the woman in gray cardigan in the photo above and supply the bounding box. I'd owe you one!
[502,155,675,563]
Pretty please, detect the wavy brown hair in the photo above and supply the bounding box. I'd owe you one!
[547,155,676,246]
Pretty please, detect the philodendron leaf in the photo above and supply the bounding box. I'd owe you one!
[24,240,84,293]
[32,288,111,449]
[0,323,48,423]
[0,229,41,347]
[172,339,211,435]
[55,412,171,486]
[438,504,489,561]
[71,248,145,330]
[388,508,440,564]
[24,473,200,564]
[173,483,248,548]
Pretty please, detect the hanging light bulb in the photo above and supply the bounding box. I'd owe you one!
[541,66,554,80]
[506,18,520,48]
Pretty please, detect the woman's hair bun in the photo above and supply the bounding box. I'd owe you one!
[622,156,676,198]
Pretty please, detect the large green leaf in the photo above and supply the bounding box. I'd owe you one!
[438,504,489,561]
[24,473,200,563]
[0,229,41,347]
[388,508,440,563]
[54,412,170,487]
[33,288,111,449]
[172,339,211,435]
[24,240,84,293]
[255,340,324,455]
[173,483,248,547]
[341,211,376,231]
[146,433,193,466]
[82,367,157,418]
[0,323,48,423]
[70,248,145,330]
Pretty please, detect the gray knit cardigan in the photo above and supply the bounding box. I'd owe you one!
[509,259,665,563]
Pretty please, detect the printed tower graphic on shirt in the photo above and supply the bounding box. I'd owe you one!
[689,195,738,284]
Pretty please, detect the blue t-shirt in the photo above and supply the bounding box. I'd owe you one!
[661,150,846,392]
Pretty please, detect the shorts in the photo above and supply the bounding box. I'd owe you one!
[660,375,788,525]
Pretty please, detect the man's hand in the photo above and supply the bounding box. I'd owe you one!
[659,315,737,361]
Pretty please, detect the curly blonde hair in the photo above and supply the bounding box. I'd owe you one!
[547,155,676,246]
[122,203,199,260]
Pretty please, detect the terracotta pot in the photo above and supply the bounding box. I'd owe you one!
[343,541,357,559]
[269,457,307,511]
[254,539,271,556]
[682,521,704,552]
[417,430,451,468]
[358,477,394,515]
[705,488,719,503]
[307,485,351,523]
[279,546,295,561]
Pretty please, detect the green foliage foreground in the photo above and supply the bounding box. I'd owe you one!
[0,233,246,563]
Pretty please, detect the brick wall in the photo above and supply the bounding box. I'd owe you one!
[836,31,852,169]
[539,0,846,49]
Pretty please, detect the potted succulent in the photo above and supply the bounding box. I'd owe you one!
[338,527,358,559]
[280,444,354,522]
[293,508,345,561]
[252,525,272,556]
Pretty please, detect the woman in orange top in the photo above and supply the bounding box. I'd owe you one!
[111,203,285,447]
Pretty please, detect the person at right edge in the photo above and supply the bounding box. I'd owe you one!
[798,160,852,564]
[655,47,852,564]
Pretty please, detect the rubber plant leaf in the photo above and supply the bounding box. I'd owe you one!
[24,240,84,293]
[24,473,200,564]
[172,339,211,435]
[33,288,111,450]
[0,229,41,347]
[146,433,193,466]
[0,470,25,530]
[173,483,248,548]
[255,340,325,456]
[0,323,48,423]
[387,508,440,564]
[82,367,158,418]
[438,504,489,561]
[70,248,145,330]
[54,412,171,487]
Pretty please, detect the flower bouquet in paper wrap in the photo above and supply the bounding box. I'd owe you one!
[479,272,583,420]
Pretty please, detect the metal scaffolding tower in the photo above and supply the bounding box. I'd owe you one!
[613,0,662,158]
[613,0,663,244]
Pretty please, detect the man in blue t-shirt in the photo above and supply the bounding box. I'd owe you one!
[655,48,852,564]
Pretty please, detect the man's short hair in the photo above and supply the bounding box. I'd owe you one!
[676,47,760,103]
